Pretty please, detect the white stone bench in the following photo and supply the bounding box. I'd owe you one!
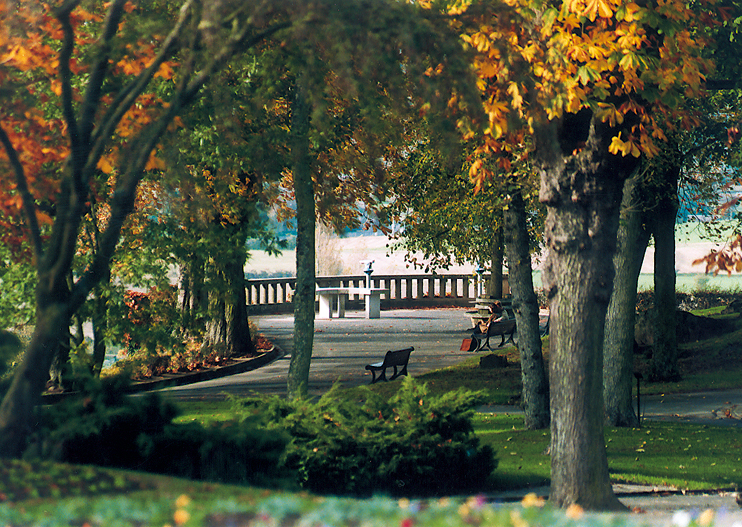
[315,287,390,319]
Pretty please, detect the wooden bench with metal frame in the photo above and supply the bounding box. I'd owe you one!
[471,319,517,351]
[365,347,414,383]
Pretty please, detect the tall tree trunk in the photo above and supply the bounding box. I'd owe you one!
[0,299,69,457]
[179,252,208,333]
[504,188,549,429]
[489,217,504,298]
[287,80,315,399]
[649,166,680,381]
[536,111,636,511]
[201,248,256,358]
[603,172,649,427]
[91,289,109,377]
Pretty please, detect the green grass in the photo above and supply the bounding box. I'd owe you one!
[169,307,742,495]
[173,399,239,426]
[470,414,742,492]
[6,290,742,522]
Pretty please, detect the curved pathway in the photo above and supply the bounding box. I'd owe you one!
[159,307,742,430]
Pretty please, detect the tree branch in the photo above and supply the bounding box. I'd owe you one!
[86,0,196,176]
[0,124,43,260]
[78,0,128,145]
[53,1,81,159]
[71,7,295,310]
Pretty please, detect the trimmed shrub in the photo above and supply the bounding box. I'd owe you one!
[27,375,291,489]
[232,377,497,497]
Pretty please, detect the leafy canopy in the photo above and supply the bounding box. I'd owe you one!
[440,0,721,188]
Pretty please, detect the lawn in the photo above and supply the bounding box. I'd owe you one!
[4,298,742,525]
[171,304,742,495]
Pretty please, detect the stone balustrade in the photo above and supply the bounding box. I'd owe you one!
[245,273,509,315]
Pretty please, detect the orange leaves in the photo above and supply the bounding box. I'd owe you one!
[692,237,742,276]
[97,155,115,175]
[583,0,615,21]
[144,153,166,172]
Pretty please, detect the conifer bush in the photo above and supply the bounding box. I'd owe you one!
[232,377,497,496]
[26,375,291,488]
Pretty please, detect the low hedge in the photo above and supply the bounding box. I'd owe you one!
[230,376,498,496]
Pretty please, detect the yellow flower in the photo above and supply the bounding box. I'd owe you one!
[698,509,715,527]
[566,503,584,519]
[173,509,190,526]
[175,494,191,509]
[510,510,529,527]
[521,493,546,508]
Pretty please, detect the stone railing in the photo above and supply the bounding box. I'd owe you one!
[246,273,509,315]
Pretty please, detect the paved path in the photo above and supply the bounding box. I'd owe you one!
[161,307,480,399]
[160,307,742,428]
[157,307,742,522]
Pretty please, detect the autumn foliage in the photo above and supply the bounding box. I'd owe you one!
[446,0,721,189]
[0,2,174,261]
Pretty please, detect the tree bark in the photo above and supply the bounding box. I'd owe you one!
[178,252,208,333]
[489,217,504,298]
[0,299,69,456]
[287,80,315,399]
[504,188,549,429]
[536,111,637,511]
[603,172,649,427]
[201,247,256,358]
[648,164,680,381]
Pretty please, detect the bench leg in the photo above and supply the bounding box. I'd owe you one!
[389,364,408,380]
[337,294,346,318]
[370,368,387,384]
[318,294,333,319]
[365,293,381,319]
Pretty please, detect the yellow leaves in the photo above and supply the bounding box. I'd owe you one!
[583,0,615,21]
[521,493,546,507]
[595,102,623,127]
[565,504,585,519]
[97,155,115,174]
[476,59,498,79]
[617,2,642,22]
[508,82,524,112]
[1,44,33,70]
[564,0,615,21]
[470,32,492,53]
[608,134,641,157]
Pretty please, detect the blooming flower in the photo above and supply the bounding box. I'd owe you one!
[672,510,693,527]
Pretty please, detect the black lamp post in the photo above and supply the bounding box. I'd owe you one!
[361,260,374,288]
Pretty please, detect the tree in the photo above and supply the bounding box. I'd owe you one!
[0,0,296,458]
[503,181,550,429]
[604,81,742,423]
[381,143,509,275]
[451,0,719,509]
[603,170,647,427]
[266,3,481,399]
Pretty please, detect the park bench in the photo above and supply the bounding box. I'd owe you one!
[471,319,516,352]
[365,347,414,383]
